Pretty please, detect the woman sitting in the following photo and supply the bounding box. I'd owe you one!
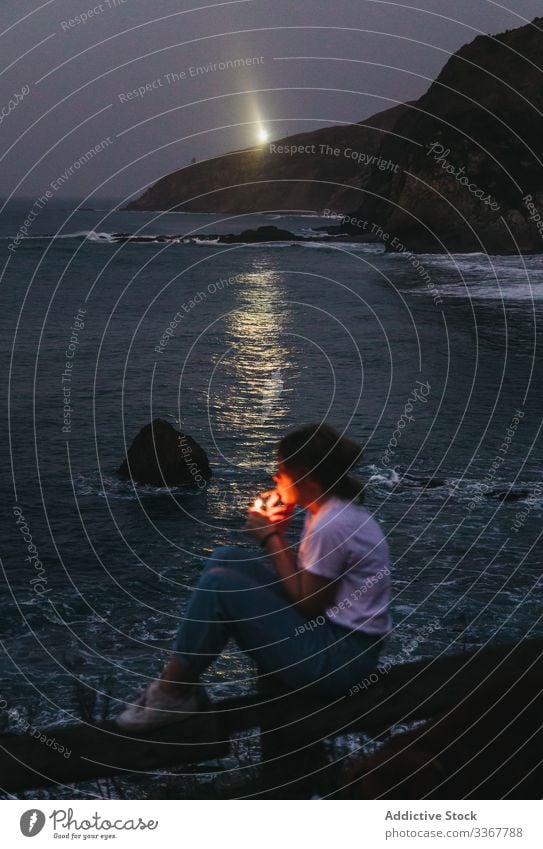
[117,422,392,731]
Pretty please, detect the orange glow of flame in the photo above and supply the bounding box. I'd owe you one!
[253,497,264,511]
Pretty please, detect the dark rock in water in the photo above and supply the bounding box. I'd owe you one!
[108,226,303,245]
[107,226,371,246]
[397,471,447,489]
[488,488,531,502]
[117,419,211,487]
[111,233,173,243]
[217,225,303,243]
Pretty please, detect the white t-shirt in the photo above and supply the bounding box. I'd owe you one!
[298,497,392,635]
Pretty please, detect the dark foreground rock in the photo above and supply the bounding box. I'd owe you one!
[335,666,543,799]
[2,638,541,795]
[117,419,211,486]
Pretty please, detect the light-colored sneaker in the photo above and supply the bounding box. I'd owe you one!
[115,681,205,732]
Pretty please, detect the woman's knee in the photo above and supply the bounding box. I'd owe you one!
[197,563,258,593]
[198,561,277,598]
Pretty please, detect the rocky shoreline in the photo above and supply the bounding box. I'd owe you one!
[104,225,378,246]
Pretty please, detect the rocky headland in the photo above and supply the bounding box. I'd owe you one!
[126,103,410,216]
[126,17,543,254]
[341,16,543,253]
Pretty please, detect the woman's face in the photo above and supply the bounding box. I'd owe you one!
[273,462,300,505]
[273,460,320,506]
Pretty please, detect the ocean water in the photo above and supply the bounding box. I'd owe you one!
[0,202,542,791]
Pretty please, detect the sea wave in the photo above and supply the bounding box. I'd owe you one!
[1,229,381,249]
[366,465,543,504]
[74,472,208,500]
[74,466,543,506]
[428,281,543,301]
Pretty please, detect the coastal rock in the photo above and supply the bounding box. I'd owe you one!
[397,472,447,490]
[488,487,532,502]
[117,419,211,486]
[104,226,373,245]
[125,103,411,214]
[217,225,303,243]
[343,17,543,253]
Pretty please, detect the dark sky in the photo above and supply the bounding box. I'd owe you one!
[1,0,540,203]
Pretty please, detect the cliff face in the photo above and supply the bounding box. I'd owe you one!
[127,103,411,214]
[346,17,543,253]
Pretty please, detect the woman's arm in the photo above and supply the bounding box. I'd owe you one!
[264,532,339,617]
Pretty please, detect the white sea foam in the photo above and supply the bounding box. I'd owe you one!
[74,472,206,500]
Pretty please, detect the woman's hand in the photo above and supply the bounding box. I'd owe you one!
[244,509,275,543]
[246,490,294,541]
[264,490,295,533]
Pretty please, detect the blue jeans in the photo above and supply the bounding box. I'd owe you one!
[173,546,385,698]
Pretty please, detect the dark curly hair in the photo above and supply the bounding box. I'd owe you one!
[277,422,365,505]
